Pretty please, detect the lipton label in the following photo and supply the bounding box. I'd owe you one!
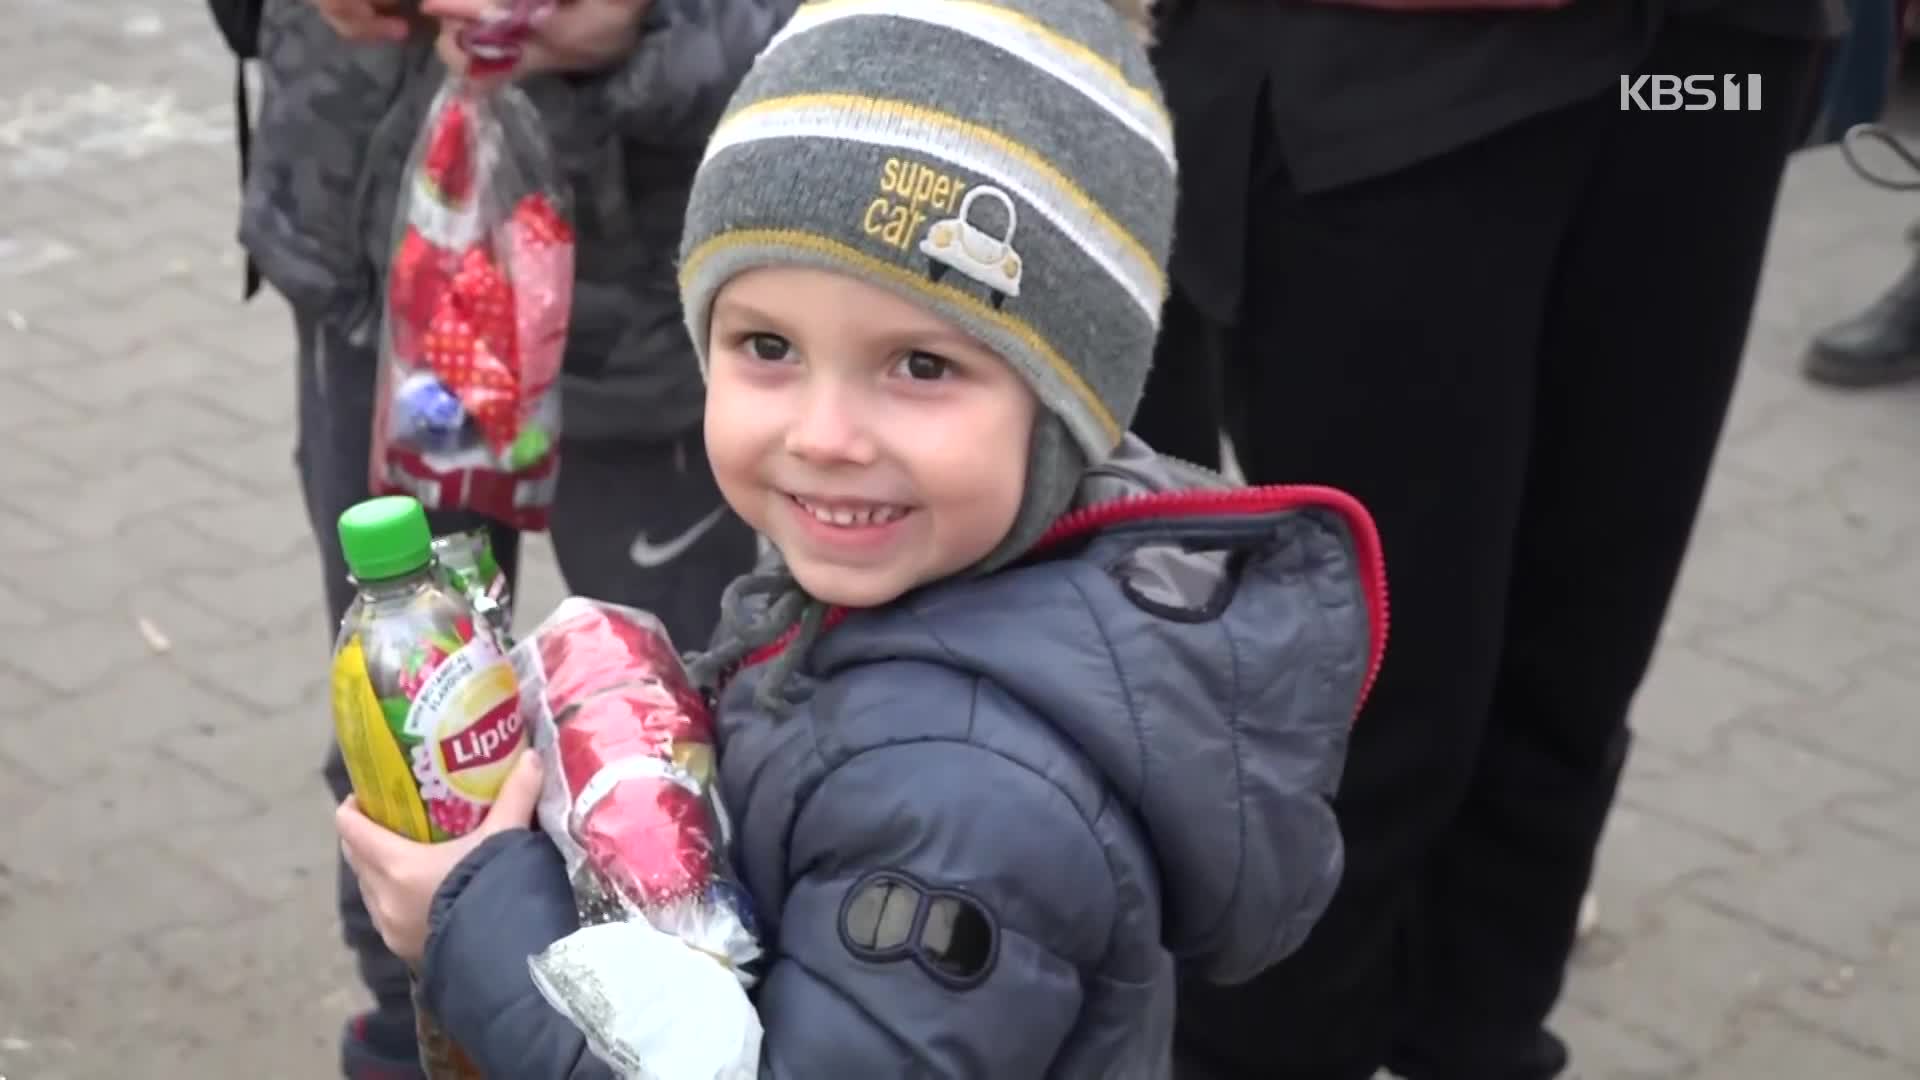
[409,634,525,807]
[440,698,523,774]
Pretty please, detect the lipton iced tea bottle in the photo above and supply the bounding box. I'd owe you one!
[330,495,523,1079]
[332,495,526,841]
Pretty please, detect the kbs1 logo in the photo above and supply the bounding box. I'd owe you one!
[1619,74,1763,111]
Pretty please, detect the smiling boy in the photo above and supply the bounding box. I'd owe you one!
[336,1,1388,1074]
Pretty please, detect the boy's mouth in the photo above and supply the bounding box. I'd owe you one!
[787,493,912,528]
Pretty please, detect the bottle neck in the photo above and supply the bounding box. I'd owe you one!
[355,564,437,604]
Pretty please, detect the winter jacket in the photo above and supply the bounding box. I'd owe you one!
[416,437,1389,1078]
[239,0,800,442]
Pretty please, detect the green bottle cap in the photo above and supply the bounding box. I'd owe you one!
[338,496,434,583]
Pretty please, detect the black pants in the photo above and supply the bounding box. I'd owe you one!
[294,310,758,1042]
[1141,21,1822,1080]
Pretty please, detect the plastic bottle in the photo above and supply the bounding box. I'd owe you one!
[332,495,525,840]
[330,495,523,1079]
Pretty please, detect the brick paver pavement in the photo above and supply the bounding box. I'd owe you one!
[1,6,1915,1079]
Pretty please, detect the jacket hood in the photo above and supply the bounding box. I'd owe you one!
[749,437,1387,983]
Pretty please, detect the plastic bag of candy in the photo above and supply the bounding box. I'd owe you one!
[510,597,763,1079]
[370,0,573,532]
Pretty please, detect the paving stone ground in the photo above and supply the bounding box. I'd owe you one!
[2,7,1917,1079]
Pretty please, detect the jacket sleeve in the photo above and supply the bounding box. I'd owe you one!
[754,735,1122,1078]
[541,0,800,151]
[418,830,620,1080]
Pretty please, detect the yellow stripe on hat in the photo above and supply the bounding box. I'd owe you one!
[681,227,1124,446]
[708,92,1167,319]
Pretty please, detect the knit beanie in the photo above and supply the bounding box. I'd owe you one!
[679,0,1178,697]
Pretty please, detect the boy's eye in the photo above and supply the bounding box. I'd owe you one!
[745,333,792,362]
[897,351,953,381]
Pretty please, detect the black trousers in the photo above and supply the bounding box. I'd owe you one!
[1140,20,1823,1080]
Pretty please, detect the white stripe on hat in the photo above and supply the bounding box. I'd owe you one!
[705,94,1165,322]
[763,0,1177,173]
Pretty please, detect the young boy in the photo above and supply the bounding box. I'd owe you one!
[334,0,1387,1074]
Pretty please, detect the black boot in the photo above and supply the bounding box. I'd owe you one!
[1804,242,1920,386]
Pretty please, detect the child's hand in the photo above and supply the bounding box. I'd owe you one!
[423,0,652,84]
[335,751,545,966]
[308,0,414,43]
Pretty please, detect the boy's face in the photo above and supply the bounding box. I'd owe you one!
[704,267,1038,608]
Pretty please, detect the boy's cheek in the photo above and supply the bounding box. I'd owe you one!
[703,379,749,456]
[703,403,769,531]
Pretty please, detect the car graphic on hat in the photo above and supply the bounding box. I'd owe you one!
[921,185,1022,309]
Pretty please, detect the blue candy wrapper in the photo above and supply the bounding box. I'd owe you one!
[397,372,470,451]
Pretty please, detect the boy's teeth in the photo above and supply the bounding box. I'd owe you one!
[799,498,903,526]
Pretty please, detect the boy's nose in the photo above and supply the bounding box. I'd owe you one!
[784,383,879,466]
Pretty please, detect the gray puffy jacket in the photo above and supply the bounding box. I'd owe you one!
[415,438,1387,1077]
[239,0,799,441]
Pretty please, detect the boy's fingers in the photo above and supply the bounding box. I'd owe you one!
[333,794,361,834]
[316,0,411,42]
[334,796,404,866]
[434,27,470,73]
[335,18,409,42]
[420,0,491,20]
[338,836,364,880]
[477,752,544,836]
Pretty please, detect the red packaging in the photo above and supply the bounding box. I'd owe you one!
[370,50,573,532]
[515,598,757,950]
[514,597,764,1076]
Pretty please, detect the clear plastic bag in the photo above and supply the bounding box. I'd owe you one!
[512,597,763,1079]
[370,9,573,531]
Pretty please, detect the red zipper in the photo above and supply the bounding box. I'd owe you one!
[740,485,1390,718]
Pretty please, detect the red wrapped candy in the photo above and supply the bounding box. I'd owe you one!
[518,597,756,953]
[516,596,763,1076]
[423,96,476,205]
[567,739,713,906]
[538,602,711,733]
[423,248,522,454]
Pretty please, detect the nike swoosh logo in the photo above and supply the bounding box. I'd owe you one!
[629,504,730,568]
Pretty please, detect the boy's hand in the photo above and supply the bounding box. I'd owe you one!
[423,0,652,83]
[309,0,415,42]
[335,751,544,966]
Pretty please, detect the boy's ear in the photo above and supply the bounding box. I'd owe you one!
[1106,0,1158,45]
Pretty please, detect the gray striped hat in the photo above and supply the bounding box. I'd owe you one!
[679,0,1177,567]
